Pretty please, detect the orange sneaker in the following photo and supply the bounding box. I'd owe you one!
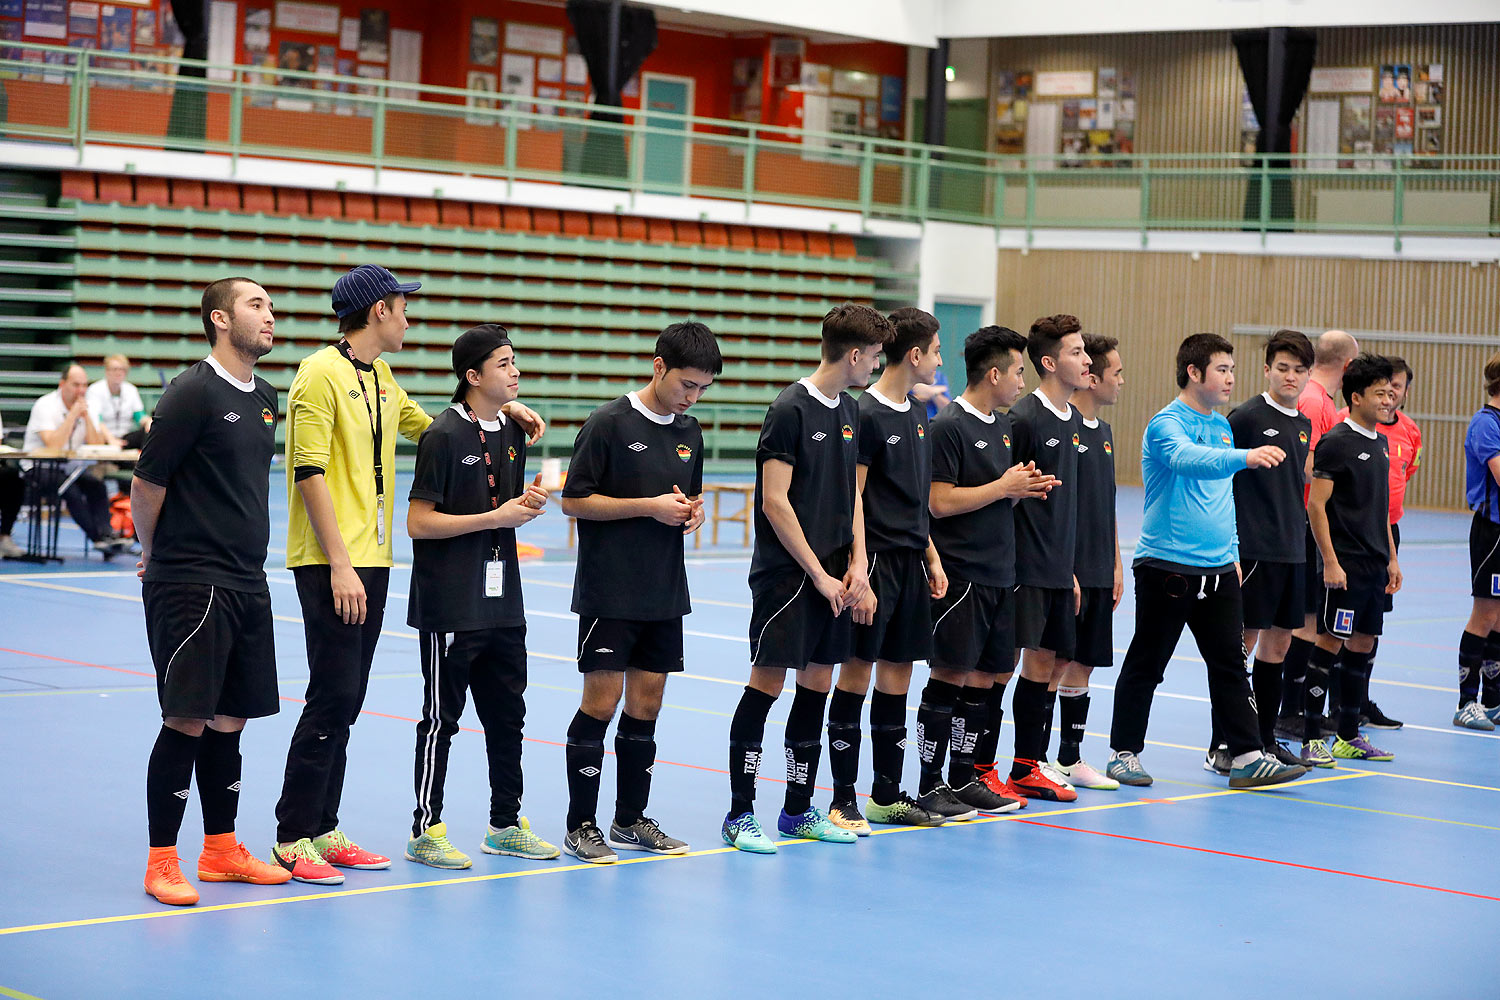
[1004,759,1078,802]
[145,847,200,906]
[198,836,293,885]
[312,829,391,870]
[977,763,1028,809]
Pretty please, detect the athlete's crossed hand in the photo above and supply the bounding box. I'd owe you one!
[649,486,698,527]
[1000,460,1058,500]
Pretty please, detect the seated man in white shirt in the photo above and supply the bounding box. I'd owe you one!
[23,364,124,554]
[0,413,23,558]
[87,353,151,449]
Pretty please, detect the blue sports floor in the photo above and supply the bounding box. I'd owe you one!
[0,472,1496,999]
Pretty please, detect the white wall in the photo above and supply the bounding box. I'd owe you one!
[917,222,999,325]
[642,0,939,47]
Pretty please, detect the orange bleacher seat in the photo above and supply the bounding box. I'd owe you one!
[673,221,703,244]
[408,198,440,225]
[805,232,833,256]
[276,188,310,215]
[700,222,729,247]
[531,208,562,234]
[779,230,808,254]
[206,182,241,211]
[309,190,344,219]
[97,174,132,205]
[501,205,532,232]
[617,215,647,241]
[375,195,407,223]
[133,176,170,206]
[645,219,674,244]
[726,224,756,249]
[241,185,275,214]
[342,192,376,221]
[438,200,472,227]
[831,234,857,258]
[472,202,501,229]
[752,228,779,252]
[590,213,620,239]
[561,210,590,236]
[61,172,97,202]
[168,179,207,209]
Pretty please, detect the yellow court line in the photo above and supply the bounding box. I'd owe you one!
[1343,767,1500,794]
[1247,789,1500,832]
[0,985,47,1000]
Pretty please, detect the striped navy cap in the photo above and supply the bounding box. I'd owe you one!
[331,264,421,319]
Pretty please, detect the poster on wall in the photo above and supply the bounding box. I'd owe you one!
[274,1,337,34]
[99,3,130,50]
[243,6,269,51]
[769,36,802,88]
[1035,70,1092,97]
[504,21,561,56]
[536,56,560,84]
[831,69,877,99]
[1338,94,1371,168]
[797,62,830,95]
[1309,66,1373,93]
[1415,63,1442,103]
[879,74,901,123]
[1377,63,1411,104]
[470,16,496,66]
[25,0,66,40]
[0,0,21,18]
[1097,67,1116,100]
[338,15,356,50]
[465,69,496,123]
[500,50,534,118]
[67,1,97,37]
[1306,98,1340,170]
[357,8,387,63]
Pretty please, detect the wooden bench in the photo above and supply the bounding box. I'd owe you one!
[697,483,754,549]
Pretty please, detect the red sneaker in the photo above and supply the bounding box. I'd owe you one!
[1004,759,1078,802]
[144,847,200,906]
[313,829,391,870]
[977,763,1028,809]
[271,838,344,885]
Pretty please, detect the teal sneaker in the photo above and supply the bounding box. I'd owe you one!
[777,806,857,844]
[1106,750,1153,787]
[1455,702,1497,731]
[405,822,472,870]
[721,812,777,854]
[481,817,561,860]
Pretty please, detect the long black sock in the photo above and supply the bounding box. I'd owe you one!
[195,727,242,837]
[947,689,985,787]
[565,710,610,831]
[1040,687,1058,763]
[613,713,656,828]
[728,686,776,817]
[1327,653,1343,718]
[975,679,1007,769]
[1009,677,1050,779]
[1056,687,1089,766]
[1337,648,1372,742]
[1280,636,1314,719]
[147,725,199,849]
[826,687,865,803]
[1482,632,1500,709]
[915,678,960,792]
[1458,630,1485,708]
[868,689,906,805]
[1251,659,1282,748]
[782,684,828,816]
[1306,645,1337,739]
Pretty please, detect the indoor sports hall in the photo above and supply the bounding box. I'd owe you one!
[1,2,1497,997]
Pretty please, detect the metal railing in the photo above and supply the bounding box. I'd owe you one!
[1,42,1497,243]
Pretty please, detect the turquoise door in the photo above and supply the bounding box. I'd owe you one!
[642,76,691,191]
[931,300,984,389]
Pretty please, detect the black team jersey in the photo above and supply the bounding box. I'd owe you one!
[929,397,1017,589]
[1230,393,1312,564]
[750,378,859,590]
[1073,415,1116,589]
[857,386,929,553]
[134,358,278,592]
[563,392,705,621]
[1009,389,1081,589]
[1312,419,1391,582]
[407,405,528,632]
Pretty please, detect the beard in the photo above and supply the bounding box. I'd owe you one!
[227,321,273,360]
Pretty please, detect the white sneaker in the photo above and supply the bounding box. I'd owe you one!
[1038,760,1076,792]
[0,534,22,558]
[1053,757,1120,790]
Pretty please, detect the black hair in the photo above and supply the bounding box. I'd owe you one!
[655,320,723,376]
[964,325,1027,387]
[200,276,257,346]
[821,302,895,362]
[1082,333,1119,378]
[1264,328,1314,369]
[886,308,940,365]
[1176,333,1235,388]
[1342,352,1395,405]
[338,292,402,336]
[1026,314,1081,372]
[1388,355,1414,383]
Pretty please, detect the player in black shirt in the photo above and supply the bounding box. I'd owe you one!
[1004,314,1092,802]
[1308,353,1402,762]
[820,309,954,834]
[724,303,893,854]
[925,326,1056,820]
[1049,333,1125,791]
[1208,330,1319,770]
[131,277,292,905]
[559,322,719,863]
[404,325,558,870]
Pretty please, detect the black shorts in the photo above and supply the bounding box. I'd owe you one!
[1240,559,1306,632]
[142,582,279,721]
[1014,584,1077,661]
[1469,511,1500,600]
[1384,522,1401,613]
[1303,528,1323,617]
[930,577,1014,674]
[749,546,852,669]
[576,616,684,673]
[1320,581,1386,639]
[1072,586,1114,667]
[852,547,932,664]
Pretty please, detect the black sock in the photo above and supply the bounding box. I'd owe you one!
[1337,648,1372,742]
[947,689,984,787]
[915,678,960,792]
[147,725,199,849]
[195,726,242,837]
[782,684,828,816]
[1009,677,1050,779]
[826,687,865,802]
[868,689,906,805]
[1251,659,1282,748]
[1458,630,1485,708]
[1327,653,1343,716]
[1040,687,1058,763]
[1056,687,1089,766]
[974,679,1007,769]
[613,713,656,828]
[729,686,776,817]
[565,710,610,831]
[1306,646,1337,739]
[1280,636,1314,718]
[1482,632,1500,709]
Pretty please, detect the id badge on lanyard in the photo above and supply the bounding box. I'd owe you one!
[484,549,505,598]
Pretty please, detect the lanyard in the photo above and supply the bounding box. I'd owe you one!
[462,402,504,557]
[337,339,384,499]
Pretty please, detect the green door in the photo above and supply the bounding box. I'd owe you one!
[912,98,989,217]
[642,76,691,192]
[931,300,984,392]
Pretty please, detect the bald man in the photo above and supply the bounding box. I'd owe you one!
[22,363,124,555]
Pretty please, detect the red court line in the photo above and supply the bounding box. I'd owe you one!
[1010,818,1500,902]
[0,647,154,678]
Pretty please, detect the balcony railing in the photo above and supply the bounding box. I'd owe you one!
[1,42,1497,245]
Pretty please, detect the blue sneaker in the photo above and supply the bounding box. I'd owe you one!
[777,806,857,844]
[1486,703,1500,725]
[1106,751,1153,787]
[721,812,777,854]
[1228,752,1307,789]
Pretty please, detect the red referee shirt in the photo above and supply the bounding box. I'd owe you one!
[1336,405,1423,522]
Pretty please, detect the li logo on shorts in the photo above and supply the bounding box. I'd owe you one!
[1333,608,1355,637]
[1491,574,1500,598]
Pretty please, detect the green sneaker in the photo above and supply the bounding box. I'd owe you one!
[405,822,472,870]
[865,791,946,827]
[721,811,777,854]
[777,806,857,844]
[1331,734,1394,762]
[481,817,560,860]
[1300,738,1337,768]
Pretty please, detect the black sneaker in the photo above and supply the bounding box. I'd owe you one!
[608,816,688,855]
[563,821,618,864]
[951,778,1024,815]
[1268,742,1314,768]
[865,791,947,827]
[1361,701,1403,730]
[1202,747,1232,776]
[1273,714,1303,742]
[914,782,978,822]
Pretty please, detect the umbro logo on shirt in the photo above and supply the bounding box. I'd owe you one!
[348,389,360,399]
[1358,452,1371,461]
[886,434,901,445]
[975,440,988,449]
[462,455,481,465]
[222,412,240,423]
[1077,445,1089,453]
[1263,428,1279,437]
[812,431,827,442]
[628,442,647,452]
[1045,437,1060,447]
[595,647,614,653]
